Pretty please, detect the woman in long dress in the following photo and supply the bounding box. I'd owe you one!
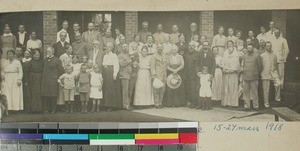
[164,44,185,107]
[28,51,43,113]
[21,50,32,112]
[102,42,122,112]
[221,40,240,107]
[211,46,223,102]
[134,46,154,106]
[1,49,23,111]
[0,25,17,59]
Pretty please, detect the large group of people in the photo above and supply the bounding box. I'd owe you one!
[0,19,289,114]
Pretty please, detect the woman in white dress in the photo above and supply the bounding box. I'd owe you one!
[1,49,23,111]
[90,65,103,112]
[211,46,223,102]
[134,46,154,107]
[221,40,240,107]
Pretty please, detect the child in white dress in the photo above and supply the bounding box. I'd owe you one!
[90,65,103,112]
[198,66,213,110]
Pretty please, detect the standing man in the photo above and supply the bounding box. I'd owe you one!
[257,26,270,43]
[267,21,276,36]
[150,43,167,109]
[271,29,289,90]
[72,32,89,62]
[118,43,133,110]
[260,42,281,108]
[88,40,105,72]
[212,26,226,56]
[138,21,152,43]
[242,44,262,110]
[41,47,64,114]
[153,24,168,44]
[197,41,216,75]
[57,20,70,43]
[16,24,29,53]
[69,22,81,44]
[82,22,103,51]
[185,41,200,108]
[170,24,180,44]
[258,39,266,54]
[196,41,215,109]
[102,30,115,46]
[115,35,126,55]
[186,22,198,42]
[53,31,69,58]
[248,30,259,49]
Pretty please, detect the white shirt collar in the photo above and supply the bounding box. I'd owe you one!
[22,57,32,62]
[3,33,13,37]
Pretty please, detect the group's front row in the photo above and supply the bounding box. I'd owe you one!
[0,39,282,114]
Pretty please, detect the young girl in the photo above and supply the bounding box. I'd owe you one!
[90,65,103,112]
[198,66,213,110]
[76,64,91,113]
[58,65,76,114]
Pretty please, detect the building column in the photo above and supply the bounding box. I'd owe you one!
[200,11,214,43]
[272,10,287,38]
[125,11,138,43]
[43,11,58,50]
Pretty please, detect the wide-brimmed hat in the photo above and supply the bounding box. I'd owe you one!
[153,78,164,89]
[167,74,182,89]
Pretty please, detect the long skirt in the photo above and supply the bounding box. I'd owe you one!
[212,68,222,100]
[23,79,30,112]
[2,73,23,110]
[164,71,186,106]
[103,66,122,108]
[57,85,65,105]
[134,68,154,106]
[221,72,239,107]
[29,73,43,112]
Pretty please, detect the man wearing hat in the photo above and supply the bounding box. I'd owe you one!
[150,43,167,109]
[185,41,200,108]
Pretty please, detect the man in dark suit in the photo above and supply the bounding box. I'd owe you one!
[196,41,216,109]
[88,40,105,72]
[185,41,200,108]
[248,30,259,49]
[197,41,216,75]
[69,22,81,44]
[53,31,69,57]
[41,46,64,114]
[16,25,29,53]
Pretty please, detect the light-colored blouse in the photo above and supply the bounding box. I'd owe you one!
[102,52,120,77]
[26,39,42,50]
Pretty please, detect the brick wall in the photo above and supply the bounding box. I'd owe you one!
[125,11,138,43]
[272,10,286,38]
[200,11,214,43]
[43,11,57,50]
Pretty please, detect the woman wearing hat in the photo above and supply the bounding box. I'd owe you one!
[134,46,154,107]
[164,44,185,107]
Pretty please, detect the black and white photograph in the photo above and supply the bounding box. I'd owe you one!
[0,9,299,123]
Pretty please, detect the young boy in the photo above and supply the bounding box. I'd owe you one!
[58,65,77,113]
[76,64,91,113]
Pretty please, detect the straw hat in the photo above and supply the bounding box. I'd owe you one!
[167,74,182,89]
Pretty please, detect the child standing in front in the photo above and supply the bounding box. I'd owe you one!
[71,55,82,112]
[90,65,103,112]
[58,65,77,114]
[76,64,91,114]
[199,66,213,110]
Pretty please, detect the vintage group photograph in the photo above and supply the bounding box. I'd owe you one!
[0,10,299,123]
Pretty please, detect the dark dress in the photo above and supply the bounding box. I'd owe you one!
[22,60,31,112]
[103,66,122,108]
[164,55,186,106]
[29,60,44,112]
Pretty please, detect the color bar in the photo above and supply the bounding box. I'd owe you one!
[135,139,179,145]
[135,133,178,139]
[90,139,135,145]
[179,133,197,144]
[0,134,43,139]
[89,134,134,140]
[43,134,88,140]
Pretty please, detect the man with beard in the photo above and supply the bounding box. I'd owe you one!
[138,21,152,43]
[53,31,69,58]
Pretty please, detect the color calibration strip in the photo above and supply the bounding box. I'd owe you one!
[0,122,198,151]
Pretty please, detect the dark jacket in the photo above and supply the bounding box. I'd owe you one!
[196,49,216,76]
[242,51,263,81]
[88,49,105,73]
[118,52,133,80]
[41,56,64,97]
[16,32,29,52]
[185,50,200,80]
[53,41,69,58]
